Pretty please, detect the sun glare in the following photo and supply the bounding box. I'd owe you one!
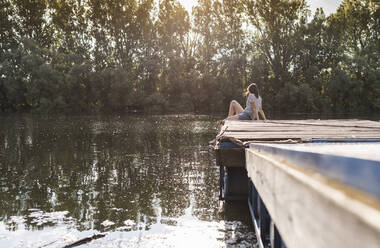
[175,0,342,16]
[178,0,197,13]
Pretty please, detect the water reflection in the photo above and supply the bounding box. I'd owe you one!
[0,114,253,247]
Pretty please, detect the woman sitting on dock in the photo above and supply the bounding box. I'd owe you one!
[227,83,267,121]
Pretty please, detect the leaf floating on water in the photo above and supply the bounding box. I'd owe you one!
[100,220,115,227]
[28,208,41,212]
[124,219,135,226]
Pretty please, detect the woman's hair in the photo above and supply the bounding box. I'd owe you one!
[246,83,259,98]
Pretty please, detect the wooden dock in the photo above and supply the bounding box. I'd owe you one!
[214,119,380,248]
[217,119,380,141]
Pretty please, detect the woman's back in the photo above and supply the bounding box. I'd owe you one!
[244,93,262,119]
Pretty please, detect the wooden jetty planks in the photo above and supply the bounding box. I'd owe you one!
[216,119,380,248]
[219,119,380,141]
[226,119,380,128]
[223,132,379,140]
[246,146,380,248]
[250,143,380,198]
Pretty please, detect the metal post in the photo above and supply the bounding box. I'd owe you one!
[219,166,225,200]
[258,196,270,246]
[270,220,285,248]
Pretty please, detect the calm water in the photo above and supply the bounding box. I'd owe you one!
[0,114,254,248]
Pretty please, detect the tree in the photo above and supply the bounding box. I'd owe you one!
[0,0,18,110]
[325,0,380,112]
[156,0,192,111]
[0,0,378,115]
[13,0,52,47]
[244,0,309,87]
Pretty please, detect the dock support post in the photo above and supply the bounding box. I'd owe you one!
[258,196,270,246]
[216,144,247,200]
[270,220,285,248]
[249,178,278,248]
[219,166,225,200]
[248,180,259,218]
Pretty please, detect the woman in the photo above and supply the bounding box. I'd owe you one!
[227,83,267,121]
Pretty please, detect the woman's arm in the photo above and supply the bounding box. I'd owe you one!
[250,102,259,120]
[259,107,267,121]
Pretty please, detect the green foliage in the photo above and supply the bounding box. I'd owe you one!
[0,0,379,115]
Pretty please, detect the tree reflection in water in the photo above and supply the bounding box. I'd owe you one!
[0,114,254,247]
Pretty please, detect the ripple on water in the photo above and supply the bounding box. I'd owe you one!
[75,220,255,248]
[0,115,255,248]
[1,211,255,248]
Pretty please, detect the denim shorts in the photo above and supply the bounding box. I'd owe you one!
[238,112,252,120]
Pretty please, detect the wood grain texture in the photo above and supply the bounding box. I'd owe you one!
[219,119,380,141]
[246,148,380,248]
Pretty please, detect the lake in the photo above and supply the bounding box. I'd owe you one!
[0,114,254,248]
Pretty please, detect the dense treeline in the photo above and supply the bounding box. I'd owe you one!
[0,0,379,114]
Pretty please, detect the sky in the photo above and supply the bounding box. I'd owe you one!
[178,0,343,16]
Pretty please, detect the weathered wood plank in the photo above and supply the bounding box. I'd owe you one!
[222,133,380,140]
[224,132,379,136]
[224,128,378,133]
[246,147,380,248]
[224,119,380,128]
[267,120,380,127]
[250,143,380,197]
[225,120,380,129]
[218,119,380,141]
[216,119,380,247]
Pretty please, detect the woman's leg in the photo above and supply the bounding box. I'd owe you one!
[228,100,244,117]
[225,114,239,120]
